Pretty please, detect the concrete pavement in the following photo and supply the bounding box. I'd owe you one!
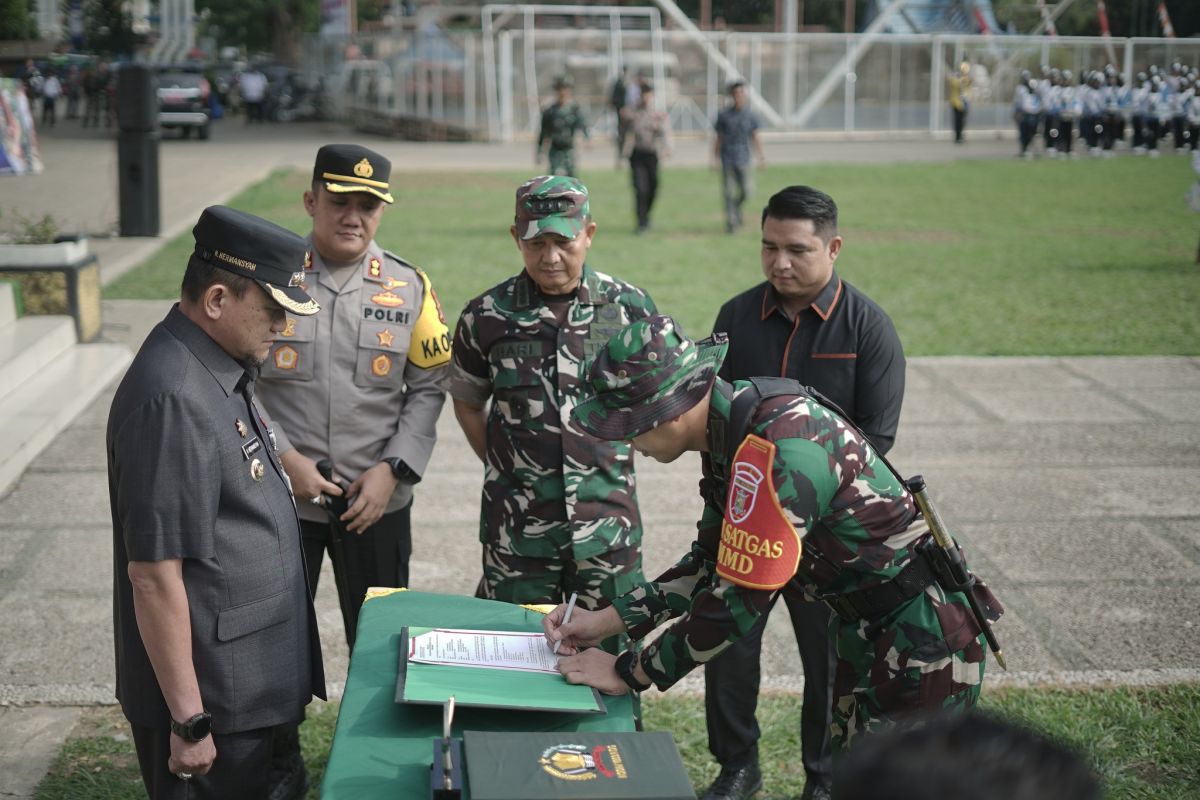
[1,118,1197,797]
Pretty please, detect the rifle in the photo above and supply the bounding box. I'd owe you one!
[906,475,1007,671]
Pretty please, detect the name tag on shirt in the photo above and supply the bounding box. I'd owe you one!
[241,437,262,460]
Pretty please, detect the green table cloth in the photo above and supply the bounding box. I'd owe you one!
[321,590,637,798]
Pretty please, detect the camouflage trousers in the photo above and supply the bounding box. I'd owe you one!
[476,543,644,654]
[829,586,988,752]
[547,146,578,178]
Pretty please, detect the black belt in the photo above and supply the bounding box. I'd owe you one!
[825,553,937,624]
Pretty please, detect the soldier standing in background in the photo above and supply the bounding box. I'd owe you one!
[446,175,657,630]
[537,75,590,178]
[256,144,449,800]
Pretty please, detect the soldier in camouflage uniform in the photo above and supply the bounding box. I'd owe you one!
[546,315,1003,754]
[537,75,590,178]
[446,175,658,628]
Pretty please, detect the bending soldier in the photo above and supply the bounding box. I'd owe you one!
[545,316,1003,763]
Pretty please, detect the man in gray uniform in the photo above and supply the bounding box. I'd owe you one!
[108,206,325,800]
[256,144,450,797]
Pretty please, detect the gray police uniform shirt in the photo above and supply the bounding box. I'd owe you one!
[108,305,325,733]
[256,239,447,522]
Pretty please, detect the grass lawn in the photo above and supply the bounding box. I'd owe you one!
[104,158,1200,356]
[35,685,1200,799]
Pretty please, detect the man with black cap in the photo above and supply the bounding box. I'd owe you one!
[543,315,1003,787]
[108,206,325,799]
[255,144,449,797]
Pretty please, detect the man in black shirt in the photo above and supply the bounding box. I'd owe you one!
[702,186,905,800]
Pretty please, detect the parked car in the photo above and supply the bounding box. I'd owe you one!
[157,70,211,139]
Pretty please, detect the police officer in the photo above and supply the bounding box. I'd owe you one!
[256,144,449,798]
[446,175,657,626]
[545,315,1003,764]
[537,74,590,178]
[108,206,325,800]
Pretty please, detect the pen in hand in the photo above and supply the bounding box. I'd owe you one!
[553,591,578,656]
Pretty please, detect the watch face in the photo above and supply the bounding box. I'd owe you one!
[189,714,212,740]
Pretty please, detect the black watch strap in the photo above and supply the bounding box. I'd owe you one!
[170,711,212,742]
[615,650,652,693]
[384,458,420,485]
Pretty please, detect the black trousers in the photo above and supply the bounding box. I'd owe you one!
[629,149,659,229]
[302,501,412,649]
[131,723,275,800]
[704,591,835,790]
[952,106,967,142]
[1017,113,1039,153]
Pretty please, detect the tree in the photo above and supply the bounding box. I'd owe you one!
[198,0,318,64]
[0,0,37,40]
[84,0,137,57]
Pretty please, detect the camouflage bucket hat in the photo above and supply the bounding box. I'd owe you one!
[515,175,590,241]
[572,315,729,440]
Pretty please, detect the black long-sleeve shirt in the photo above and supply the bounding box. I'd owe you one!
[712,272,905,454]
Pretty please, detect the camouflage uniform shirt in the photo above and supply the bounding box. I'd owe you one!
[539,101,589,176]
[447,266,657,560]
[612,379,998,745]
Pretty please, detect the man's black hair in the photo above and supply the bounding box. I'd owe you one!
[728,79,746,92]
[181,253,256,304]
[832,711,1101,800]
[761,185,838,241]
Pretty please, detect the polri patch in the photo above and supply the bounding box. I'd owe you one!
[716,434,801,591]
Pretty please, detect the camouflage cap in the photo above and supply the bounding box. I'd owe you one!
[572,315,729,440]
[514,175,591,241]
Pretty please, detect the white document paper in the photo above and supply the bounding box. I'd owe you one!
[408,628,561,674]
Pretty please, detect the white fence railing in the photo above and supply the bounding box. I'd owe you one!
[300,27,1200,141]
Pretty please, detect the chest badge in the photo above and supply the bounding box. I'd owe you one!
[281,318,296,337]
[235,419,248,438]
[250,458,265,482]
[377,328,394,347]
[274,345,298,371]
[381,276,408,291]
[371,290,404,308]
[368,257,382,278]
[372,353,392,377]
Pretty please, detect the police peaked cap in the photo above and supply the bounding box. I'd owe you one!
[312,143,394,203]
[192,205,319,316]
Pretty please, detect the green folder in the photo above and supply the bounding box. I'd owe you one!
[463,730,697,799]
[395,627,606,714]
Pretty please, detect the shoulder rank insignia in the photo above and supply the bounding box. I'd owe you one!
[377,328,394,347]
[717,434,802,591]
[235,419,248,438]
[274,345,298,370]
[281,318,296,338]
[368,257,382,278]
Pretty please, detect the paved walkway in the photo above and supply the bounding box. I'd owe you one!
[2,119,1197,797]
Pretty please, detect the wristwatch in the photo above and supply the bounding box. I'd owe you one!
[614,650,652,693]
[170,712,213,742]
[383,458,420,485]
